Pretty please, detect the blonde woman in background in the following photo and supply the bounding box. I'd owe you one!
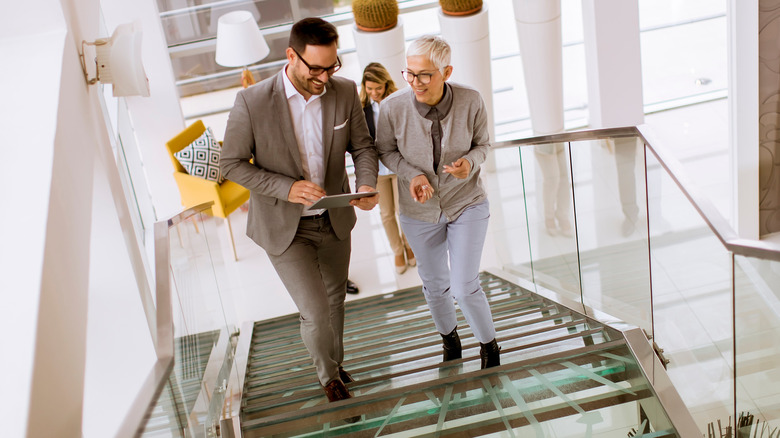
[360,62,416,274]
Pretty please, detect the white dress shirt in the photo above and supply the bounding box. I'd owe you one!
[371,99,380,129]
[283,65,326,216]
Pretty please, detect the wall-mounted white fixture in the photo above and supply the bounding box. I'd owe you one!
[215,10,270,88]
[80,21,150,97]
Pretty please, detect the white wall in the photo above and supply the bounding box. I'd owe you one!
[26,30,97,430]
[73,0,181,434]
[83,139,158,437]
[1,0,171,435]
[0,2,68,437]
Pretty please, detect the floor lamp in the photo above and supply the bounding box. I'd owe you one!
[215,11,270,88]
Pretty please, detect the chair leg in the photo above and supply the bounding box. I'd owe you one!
[176,223,184,248]
[225,216,238,261]
[191,216,200,233]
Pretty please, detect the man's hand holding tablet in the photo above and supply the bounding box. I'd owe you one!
[307,187,379,210]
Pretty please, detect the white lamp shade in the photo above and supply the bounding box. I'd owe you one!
[215,11,270,67]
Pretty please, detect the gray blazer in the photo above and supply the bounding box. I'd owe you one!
[376,83,490,224]
[220,69,378,256]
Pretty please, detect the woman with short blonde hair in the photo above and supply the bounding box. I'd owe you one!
[376,35,501,369]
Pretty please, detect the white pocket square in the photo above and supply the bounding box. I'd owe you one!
[334,118,349,130]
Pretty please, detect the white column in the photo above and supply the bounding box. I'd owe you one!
[353,20,407,90]
[513,0,563,135]
[439,6,495,165]
[581,0,646,248]
[730,0,759,238]
[581,0,644,128]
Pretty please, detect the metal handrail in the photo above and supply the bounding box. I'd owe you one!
[486,267,702,437]
[492,124,780,262]
[117,202,214,438]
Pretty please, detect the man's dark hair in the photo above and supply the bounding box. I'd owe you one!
[289,17,339,52]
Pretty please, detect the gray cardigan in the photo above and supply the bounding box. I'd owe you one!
[375,83,491,223]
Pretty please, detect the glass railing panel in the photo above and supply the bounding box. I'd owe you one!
[169,33,288,95]
[139,211,239,436]
[518,143,582,304]
[644,147,734,431]
[169,211,237,341]
[171,0,443,98]
[487,147,534,282]
[139,381,186,437]
[734,255,780,436]
[160,1,297,46]
[157,0,239,14]
[570,136,652,334]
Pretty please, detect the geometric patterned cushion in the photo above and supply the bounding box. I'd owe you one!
[174,127,225,183]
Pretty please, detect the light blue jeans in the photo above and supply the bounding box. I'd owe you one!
[400,201,497,344]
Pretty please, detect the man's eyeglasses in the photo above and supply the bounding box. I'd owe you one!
[402,70,437,85]
[292,48,341,76]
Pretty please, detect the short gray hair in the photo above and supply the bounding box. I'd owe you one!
[406,35,451,71]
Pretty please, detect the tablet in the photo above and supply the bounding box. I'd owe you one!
[307,192,379,210]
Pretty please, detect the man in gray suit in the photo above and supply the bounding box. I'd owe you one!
[220,17,378,406]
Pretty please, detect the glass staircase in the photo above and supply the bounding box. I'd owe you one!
[240,272,682,437]
[129,126,780,437]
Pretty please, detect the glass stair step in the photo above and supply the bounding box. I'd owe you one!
[244,303,571,379]
[248,287,541,353]
[241,326,607,414]
[243,313,602,392]
[241,341,671,437]
[238,273,659,437]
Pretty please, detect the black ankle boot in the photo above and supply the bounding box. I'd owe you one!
[441,327,462,362]
[480,339,501,369]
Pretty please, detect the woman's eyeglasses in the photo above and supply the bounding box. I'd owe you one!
[401,70,437,85]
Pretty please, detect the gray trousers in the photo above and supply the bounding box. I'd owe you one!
[267,214,350,385]
[400,201,497,344]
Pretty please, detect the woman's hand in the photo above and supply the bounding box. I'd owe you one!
[410,175,434,204]
[443,158,471,179]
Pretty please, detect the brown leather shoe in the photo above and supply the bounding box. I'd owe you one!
[322,379,360,423]
[323,379,352,402]
[338,367,354,384]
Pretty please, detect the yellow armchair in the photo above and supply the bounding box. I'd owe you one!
[166,120,250,260]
